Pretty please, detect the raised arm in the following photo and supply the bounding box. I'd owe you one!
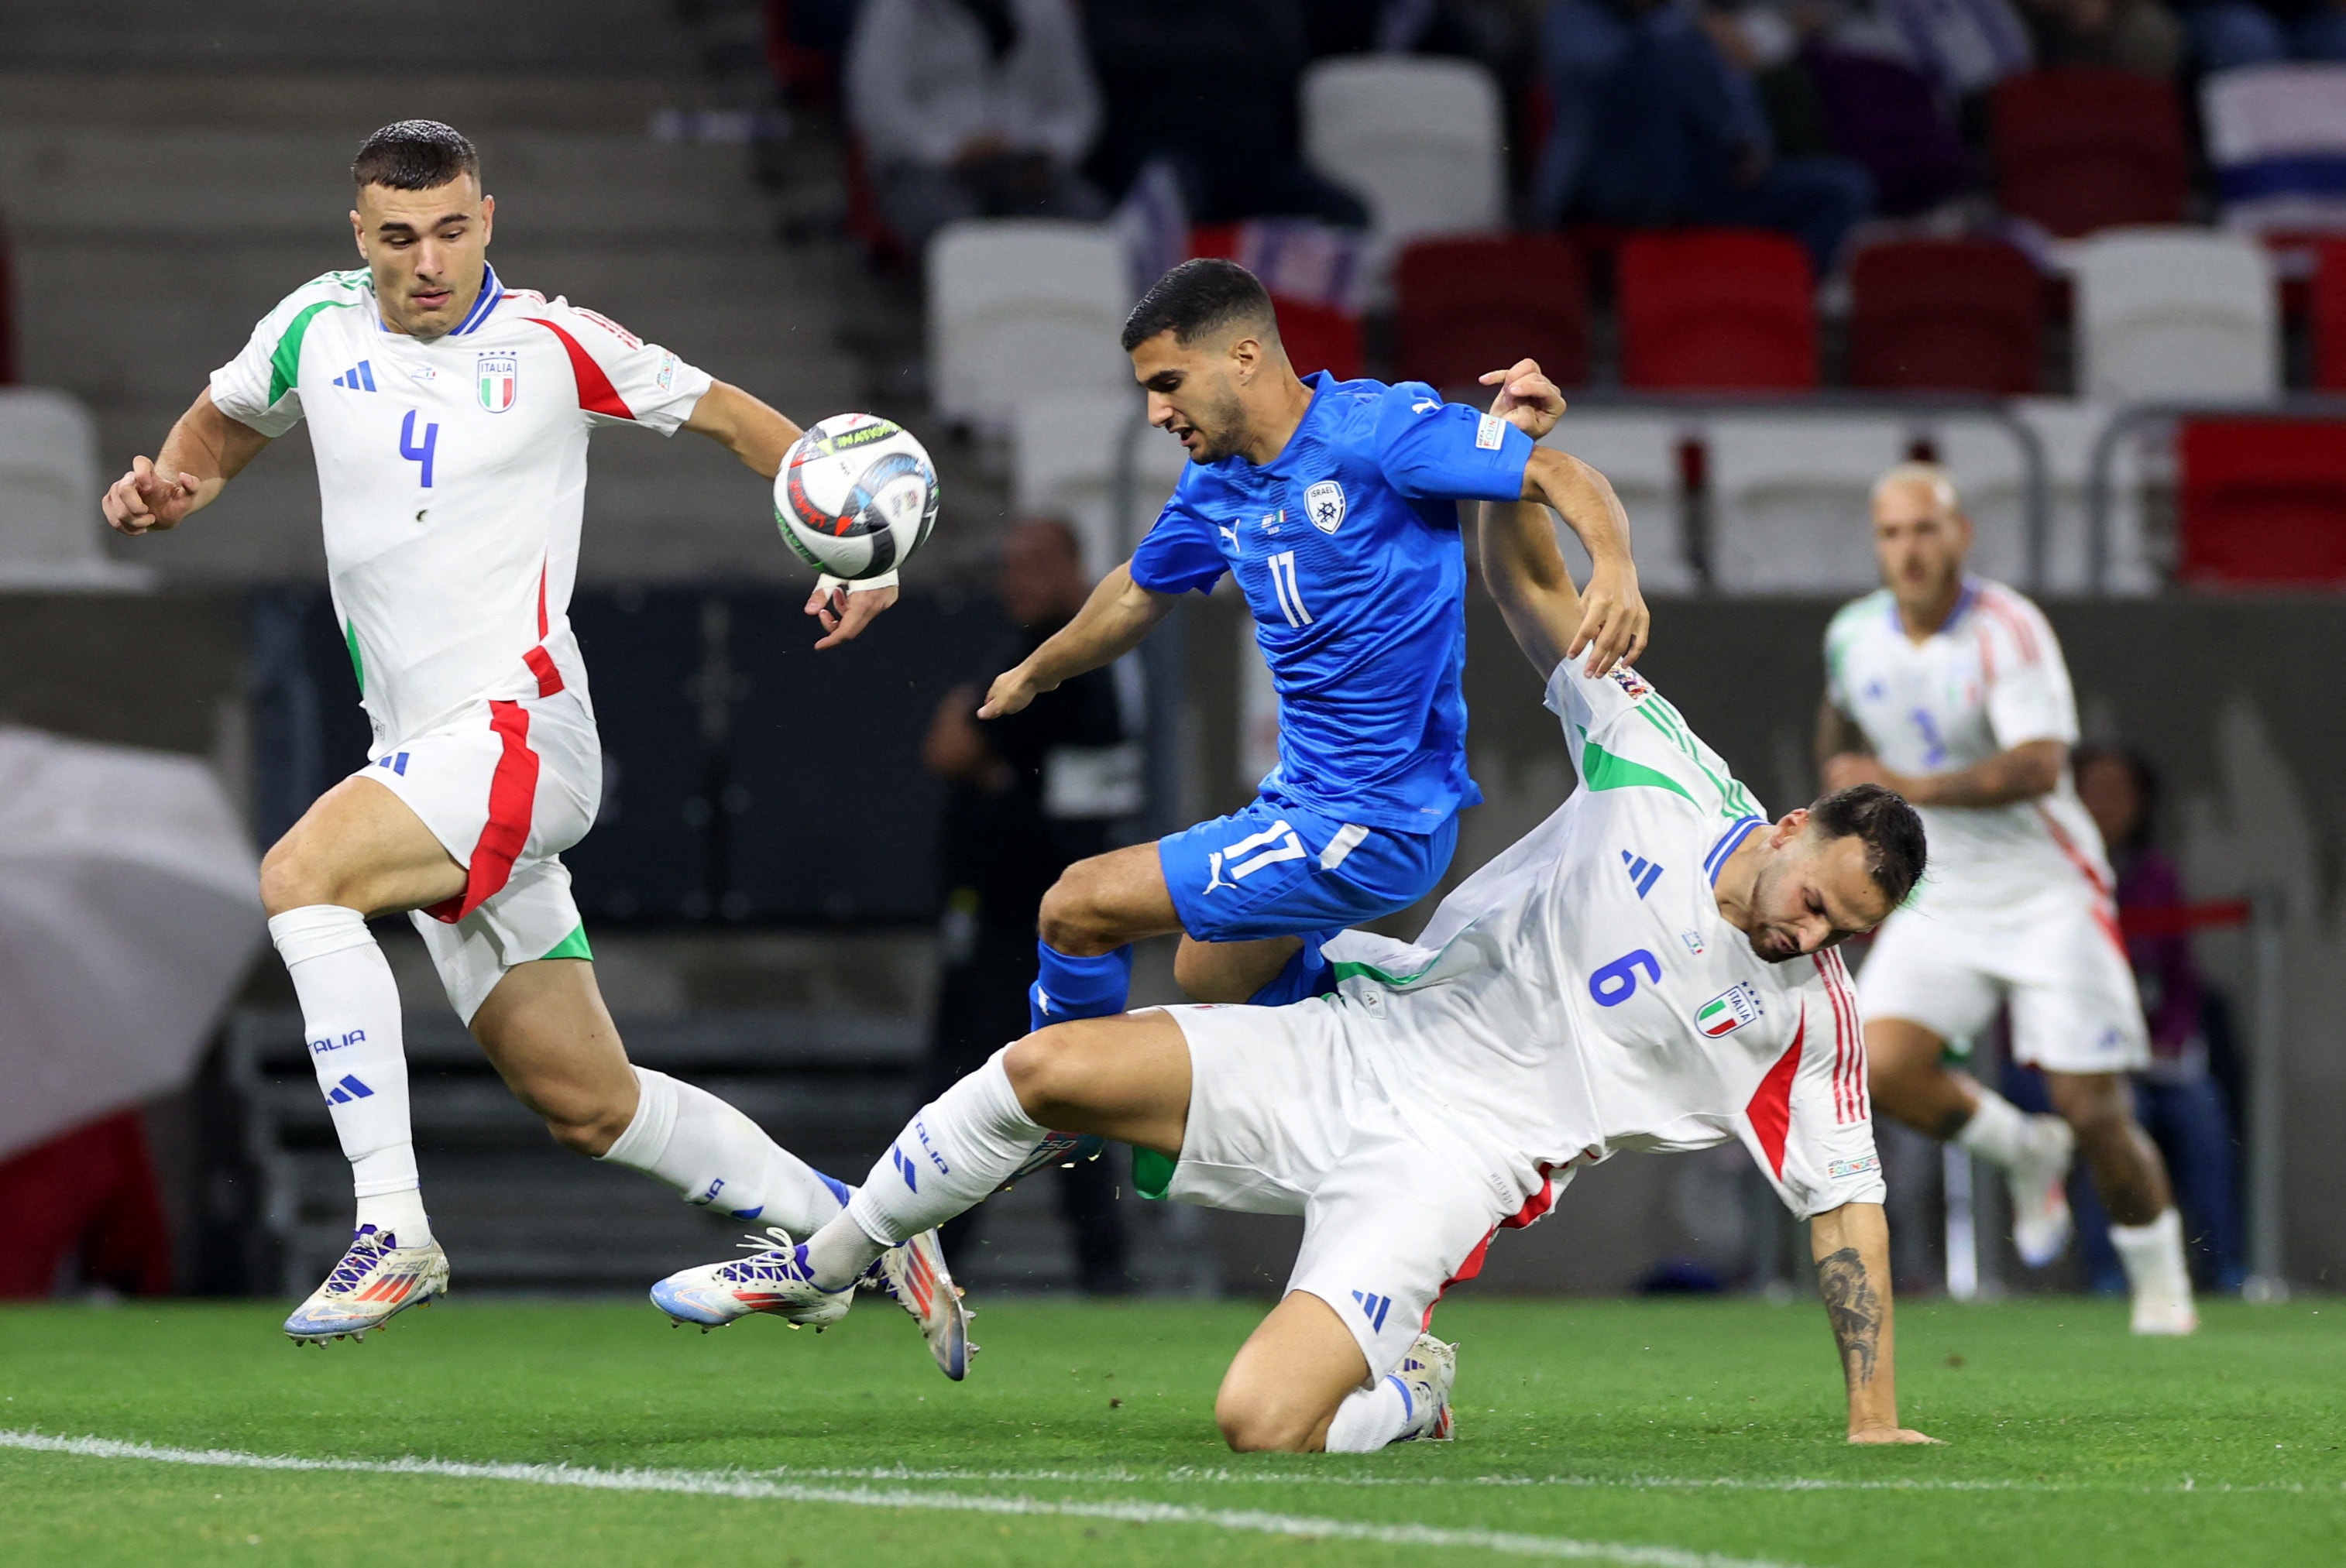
[102,389,272,536]
[1823,739,2066,808]
[1476,360,1647,675]
[979,563,1176,719]
[1808,1203,1936,1443]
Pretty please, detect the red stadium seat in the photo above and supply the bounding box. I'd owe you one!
[1273,295,1364,381]
[1394,235,1588,389]
[1991,70,2188,238]
[2314,239,2346,393]
[1616,229,1816,390]
[2177,418,2346,586]
[1850,238,2043,394]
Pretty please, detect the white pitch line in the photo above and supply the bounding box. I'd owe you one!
[0,1430,1806,1568]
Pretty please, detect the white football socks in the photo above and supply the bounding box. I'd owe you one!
[599,1067,850,1236]
[1953,1086,2032,1167]
[269,904,431,1247]
[820,1050,1047,1289]
[2110,1207,2196,1320]
[1324,1375,1415,1453]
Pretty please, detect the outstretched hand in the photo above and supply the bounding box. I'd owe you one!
[103,455,204,535]
[1479,359,1565,441]
[1569,559,1647,675]
[976,662,1049,719]
[804,579,897,650]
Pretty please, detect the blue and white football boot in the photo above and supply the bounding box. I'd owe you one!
[650,1227,854,1333]
[869,1227,976,1381]
[283,1225,449,1345]
[1388,1333,1458,1443]
[994,1131,1104,1190]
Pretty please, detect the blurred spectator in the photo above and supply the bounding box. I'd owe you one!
[2072,745,2246,1292]
[921,519,1136,1293]
[1535,0,1876,272]
[1881,0,2037,95]
[1082,0,1370,225]
[2015,0,2184,76]
[845,0,1106,254]
[2182,0,2346,67]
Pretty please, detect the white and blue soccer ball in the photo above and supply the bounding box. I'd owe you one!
[774,413,940,581]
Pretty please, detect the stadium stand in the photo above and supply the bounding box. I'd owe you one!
[1616,230,1817,390]
[1991,69,2190,237]
[2202,63,2346,235]
[926,218,1132,437]
[0,211,15,384]
[1849,238,2045,394]
[1300,55,1505,267]
[1012,389,1185,573]
[2072,228,2279,401]
[0,388,153,588]
[2317,239,2346,390]
[2177,417,2346,585]
[1395,234,1589,391]
[1703,415,1909,592]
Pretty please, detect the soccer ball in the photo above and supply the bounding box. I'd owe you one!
[774,413,940,581]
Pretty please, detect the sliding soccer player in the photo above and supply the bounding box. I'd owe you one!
[652,379,1934,1453]
[1818,464,2195,1334]
[100,119,964,1371]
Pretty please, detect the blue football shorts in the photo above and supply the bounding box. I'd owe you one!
[1157,797,1458,945]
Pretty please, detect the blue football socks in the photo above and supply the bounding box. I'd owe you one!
[1244,928,1339,1007]
[1029,941,1135,1034]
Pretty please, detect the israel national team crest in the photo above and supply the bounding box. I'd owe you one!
[476,353,518,413]
[1305,479,1345,534]
[1695,983,1764,1038]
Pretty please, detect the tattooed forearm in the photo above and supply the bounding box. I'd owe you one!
[1817,1245,1883,1390]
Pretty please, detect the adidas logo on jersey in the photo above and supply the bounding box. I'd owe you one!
[331,361,378,391]
[1620,850,1663,898]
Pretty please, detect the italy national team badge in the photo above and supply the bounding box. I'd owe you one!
[476,353,518,413]
[1305,479,1345,534]
[1695,983,1763,1038]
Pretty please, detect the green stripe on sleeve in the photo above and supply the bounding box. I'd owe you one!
[342,619,364,693]
[266,300,340,408]
[541,924,595,962]
[1579,733,1697,803]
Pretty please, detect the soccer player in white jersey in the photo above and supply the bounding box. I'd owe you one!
[647,370,1937,1453]
[98,121,966,1369]
[1818,464,2195,1334]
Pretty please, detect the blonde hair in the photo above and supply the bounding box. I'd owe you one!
[1871,461,1960,515]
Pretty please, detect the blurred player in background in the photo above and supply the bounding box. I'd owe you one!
[921,517,1133,1292]
[1817,464,2196,1334]
[972,261,1647,1188]
[98,120,962,1368]
[653,402,1934,1450]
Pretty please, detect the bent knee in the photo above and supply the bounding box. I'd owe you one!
[1036,871,1104,953]
[258,836,338,916]
[542,1102,635,1158]
[1003,1027,1088,1119]
[1214,1392,1321,1454]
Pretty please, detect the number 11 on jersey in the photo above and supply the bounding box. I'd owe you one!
[400,409,439,489]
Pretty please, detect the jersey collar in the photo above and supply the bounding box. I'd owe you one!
[1207,371,1332,482]
[1704,815,1765,886]
[1886,576,1980,640]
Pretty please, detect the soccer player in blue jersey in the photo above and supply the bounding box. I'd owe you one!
[978,259,1649,1045]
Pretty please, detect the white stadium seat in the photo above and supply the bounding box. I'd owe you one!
[1540,413,1695,594]
[1012,392,1188,575]
[1705,416,1909,594]
[2203,63,2346,235]
[927,219,1133,438]
[1935,401,2157,595]
[0,387,153,589]
[2072,228,2278,403]
[1301,57,1504,273]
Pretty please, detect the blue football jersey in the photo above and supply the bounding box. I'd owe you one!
[1129,373,1534,832]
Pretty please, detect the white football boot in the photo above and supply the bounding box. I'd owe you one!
[1387,1333,1458,1443]
[283,1225,448,1345]
[649,1228,854,1332]
[867,1228,976,1381]
[2007,1113,2076,1269]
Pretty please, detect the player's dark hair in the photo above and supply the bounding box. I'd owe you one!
[1120,258,1279,352]
[1808,784,1928,910]
[352,120,479,190]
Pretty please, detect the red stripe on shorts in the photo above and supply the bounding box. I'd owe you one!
[423,699,539,924]
[522,645,564,697]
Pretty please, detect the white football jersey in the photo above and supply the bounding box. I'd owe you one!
[211,265,713,747]
[1321,657,1886,1222]
[1825,578,2111,912]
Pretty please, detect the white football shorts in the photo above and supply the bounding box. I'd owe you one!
[1152,998,1560,1376]
[1857,890,2149,1074]
[357,683,602,1023]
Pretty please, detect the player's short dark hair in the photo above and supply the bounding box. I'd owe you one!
[1808,783,1928,911]
[1119,258,1278,353]
[352,120,479,190]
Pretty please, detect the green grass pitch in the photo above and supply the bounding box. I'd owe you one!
[2,1295,2338,1567]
